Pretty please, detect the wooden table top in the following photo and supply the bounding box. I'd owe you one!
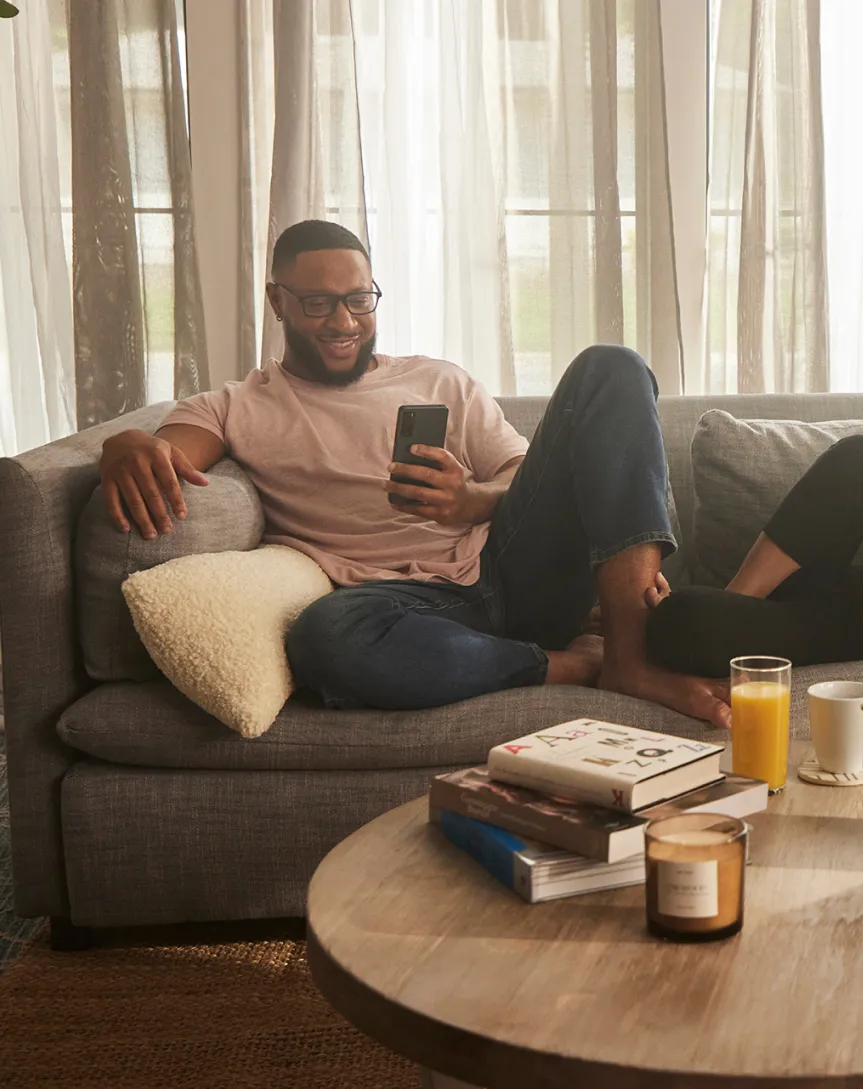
[307,740,863,1089]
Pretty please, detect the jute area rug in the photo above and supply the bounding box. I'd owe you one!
[0,928,421,1089]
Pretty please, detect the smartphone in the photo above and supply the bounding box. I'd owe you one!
[388,403,450,505]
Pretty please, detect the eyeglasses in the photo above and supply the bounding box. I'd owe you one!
[272,280,383,318]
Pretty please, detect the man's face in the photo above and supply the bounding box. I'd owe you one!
[268,249,377,387]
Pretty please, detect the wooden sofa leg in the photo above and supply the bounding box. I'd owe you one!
[50,916,96,952]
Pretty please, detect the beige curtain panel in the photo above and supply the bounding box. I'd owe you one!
[68,0,208,427]
[0,0,207,454]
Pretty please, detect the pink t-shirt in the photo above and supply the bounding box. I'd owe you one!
[161,355,529,587]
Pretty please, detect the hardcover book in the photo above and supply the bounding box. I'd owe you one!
[430,807,646,903]
[487,719,725,812]
[429,767,767,863]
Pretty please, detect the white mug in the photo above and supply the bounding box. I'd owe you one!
[807,681,863,774]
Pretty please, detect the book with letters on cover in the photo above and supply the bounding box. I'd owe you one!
[429,767,767,863]
[487,719,724,813]
[429,807,646,903]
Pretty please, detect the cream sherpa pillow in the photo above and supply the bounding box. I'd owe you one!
[122,545,334,738]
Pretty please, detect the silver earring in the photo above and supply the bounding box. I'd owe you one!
[276,315,283,322]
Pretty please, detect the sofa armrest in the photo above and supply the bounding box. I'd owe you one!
[0,401,175,918]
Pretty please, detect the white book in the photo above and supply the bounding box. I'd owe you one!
[487,719,725,813]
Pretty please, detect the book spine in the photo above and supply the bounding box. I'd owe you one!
[436,810,524,897]
[487,759,636,812]
[429,776,610,862]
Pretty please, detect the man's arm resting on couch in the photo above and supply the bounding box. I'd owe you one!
[100,423,227,539]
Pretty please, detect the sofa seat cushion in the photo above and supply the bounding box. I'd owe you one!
[57,661,851,771]
[58,679,732,773]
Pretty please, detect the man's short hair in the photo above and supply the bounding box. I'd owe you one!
[271,220,369,274]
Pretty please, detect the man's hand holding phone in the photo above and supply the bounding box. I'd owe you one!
[386,445,479,525]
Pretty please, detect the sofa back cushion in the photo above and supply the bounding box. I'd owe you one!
[691,411,863,586]
[73,393,863,683]
[652,392,863,579]
[76,458,264,681]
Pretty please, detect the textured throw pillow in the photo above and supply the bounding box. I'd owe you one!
[691,412,863,586]
[76,458,265,681]
[122,545,334,738]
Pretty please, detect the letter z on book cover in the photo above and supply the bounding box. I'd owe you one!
[487,719,724,812]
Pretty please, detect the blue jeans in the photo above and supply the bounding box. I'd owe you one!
[287,345,676,709]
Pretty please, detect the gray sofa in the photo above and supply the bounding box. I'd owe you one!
[2,391,862,943]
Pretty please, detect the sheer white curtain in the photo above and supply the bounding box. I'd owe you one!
[705,0,828,394]
[238,0,275,376]
[241,0,683,397]
[822,0,863,392]
[0,4,75,457]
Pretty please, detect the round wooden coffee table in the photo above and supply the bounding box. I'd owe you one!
[307,740,863,1088]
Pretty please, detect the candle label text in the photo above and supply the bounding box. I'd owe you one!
[658,860,718,918]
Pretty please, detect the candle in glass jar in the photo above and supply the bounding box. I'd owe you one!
[645,814,747,942]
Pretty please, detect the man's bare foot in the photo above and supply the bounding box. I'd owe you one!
[600,661,731,729]
[545,635,604,688]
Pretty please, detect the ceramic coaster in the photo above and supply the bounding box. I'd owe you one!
[797,758,863,786]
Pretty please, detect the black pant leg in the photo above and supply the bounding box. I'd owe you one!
[647,569,863,678]
[765,434,863,567]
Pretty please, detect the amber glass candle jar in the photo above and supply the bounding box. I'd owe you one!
[645,813,747,942]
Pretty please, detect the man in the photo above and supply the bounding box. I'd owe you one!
[100,219,730,727]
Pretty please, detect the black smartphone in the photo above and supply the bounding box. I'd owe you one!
[388,404,450,505]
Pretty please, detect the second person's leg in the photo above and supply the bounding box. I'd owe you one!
[729,434,863,598]
[647,570,863,677]
[649,434,863,675]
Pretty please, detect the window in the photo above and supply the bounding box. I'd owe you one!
[188,1,711,395]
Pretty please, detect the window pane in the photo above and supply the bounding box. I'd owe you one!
[137,212,175,403]
[507,214,551,394]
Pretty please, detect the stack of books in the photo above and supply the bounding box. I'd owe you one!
[428,718,767,903]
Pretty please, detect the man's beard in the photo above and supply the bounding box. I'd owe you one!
[284,322,376,387]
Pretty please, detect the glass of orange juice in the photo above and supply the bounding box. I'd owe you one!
[730,656,791,794]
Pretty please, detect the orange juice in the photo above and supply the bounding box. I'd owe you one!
[731,681,790,791]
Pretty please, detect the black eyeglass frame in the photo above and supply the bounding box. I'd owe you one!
[270,280,383,317]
